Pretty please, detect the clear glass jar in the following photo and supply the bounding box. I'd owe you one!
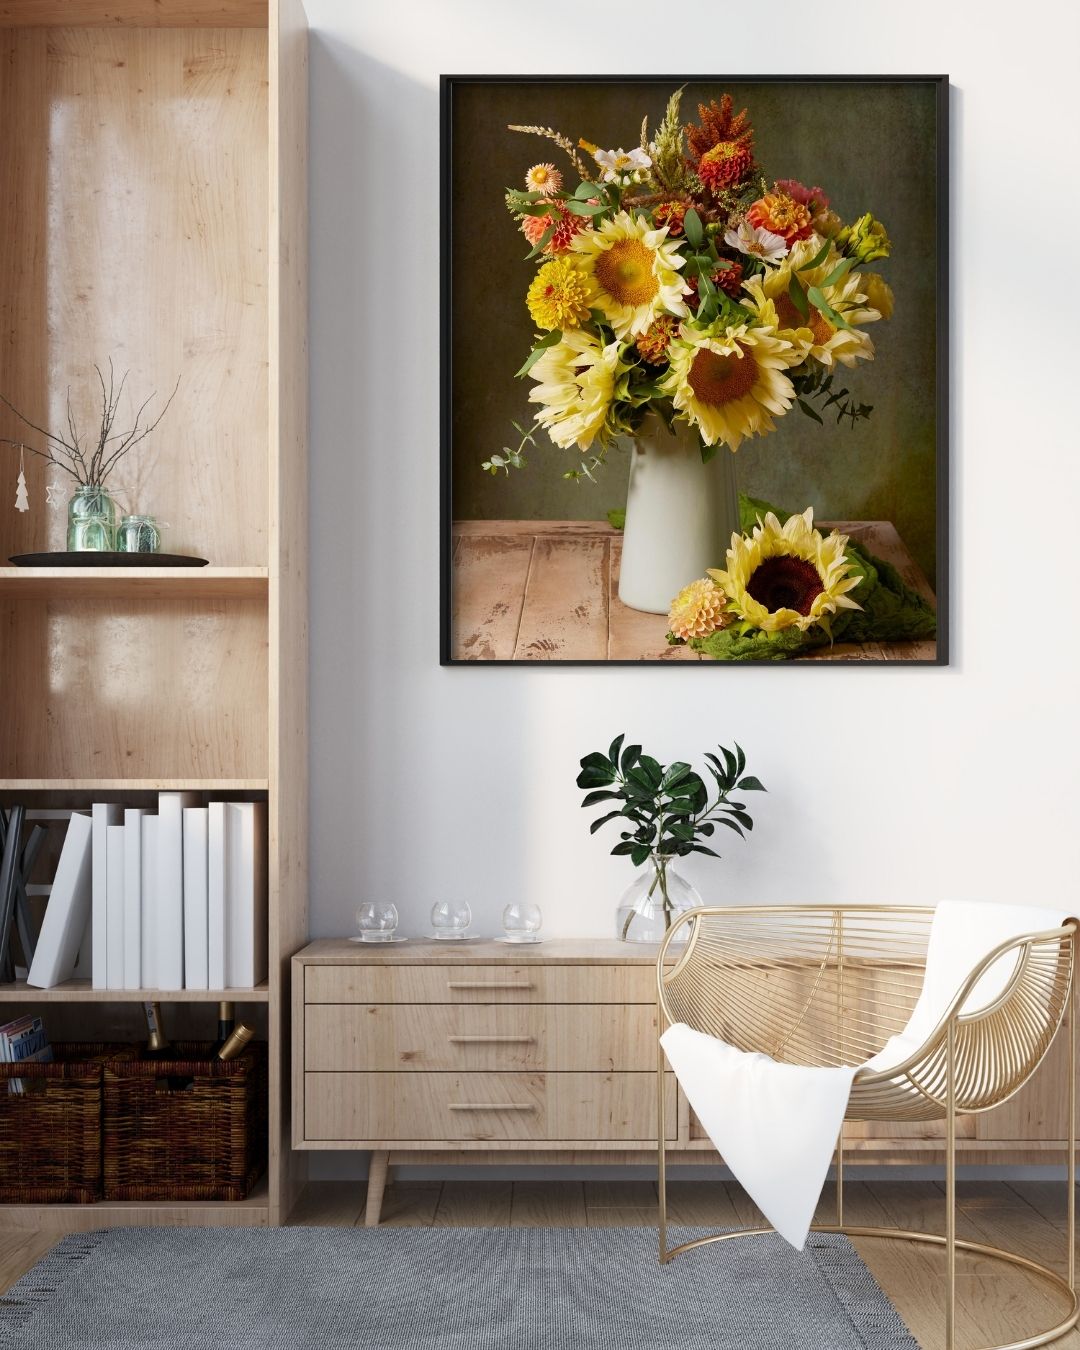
[117,513,162,554]
[502,902,542,944]
[430,900,472,939]
[355,901,400,942]
[615,853,701,943]
[66,484,118,551]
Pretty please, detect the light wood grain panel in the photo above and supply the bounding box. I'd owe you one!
[0,26,269,564]
[267,0,309,1225]
[510,1180,586,1227]
[0,567,268,599]
[299,938,664,965]
[0,1,268,23]
[0,1179,269,1232]
[304,963,657,1006]
[513,535,608,660]
[0,595,268,779]
[305,1003,659,1072]
[452,534,533,660]
[304,1073,678,1144]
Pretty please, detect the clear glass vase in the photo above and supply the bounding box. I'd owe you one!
[615,853,701,943]
[66,484,118,551]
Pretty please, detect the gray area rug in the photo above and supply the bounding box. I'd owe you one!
[0,1226,918,1349]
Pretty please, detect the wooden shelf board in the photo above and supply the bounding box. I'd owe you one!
[0,1,269,27]
[0,1178,270,1233]
[0,779,269,792]
[0,566,268,600]
[0,980,269,1003]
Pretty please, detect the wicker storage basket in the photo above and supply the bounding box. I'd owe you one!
[103,1041,267,1201]
[0,1043,136,1204]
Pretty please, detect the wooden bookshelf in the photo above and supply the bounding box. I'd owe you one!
[0,981,270,1004]
[0,0,308,1229]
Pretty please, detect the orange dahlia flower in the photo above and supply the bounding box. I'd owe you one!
[746,192,814,245]
[520,201,589,254]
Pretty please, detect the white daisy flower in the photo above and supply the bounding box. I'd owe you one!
[724,221,789,265]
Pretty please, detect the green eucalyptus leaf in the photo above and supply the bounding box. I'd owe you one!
[700,442,718,465]
[737,775,766,791]
[608,733,626,765]
[524,222,558,260]
[692,844,721,858]
[630,844,652,867]
[580,789,622,808]
[610,841,637,856]
[683,208,704,247]
[565,199,607,217]
[797,399,824,425]
[589,810,624,834]
[806,286,854,332]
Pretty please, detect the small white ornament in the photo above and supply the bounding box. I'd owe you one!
[15,446,29,513]
[45,481,61,506]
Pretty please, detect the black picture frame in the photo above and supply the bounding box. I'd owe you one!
[440,75,950,667]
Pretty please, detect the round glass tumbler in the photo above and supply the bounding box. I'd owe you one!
[502,903,542,944]
[355,901,400,942]
[430,900,472,939]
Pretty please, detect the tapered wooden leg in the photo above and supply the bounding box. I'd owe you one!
[945,1023,956,1350]
[365,1150,390,1228]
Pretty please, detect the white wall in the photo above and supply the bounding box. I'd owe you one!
[303,0,1080,944]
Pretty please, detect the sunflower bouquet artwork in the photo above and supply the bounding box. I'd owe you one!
[484,85,935,660]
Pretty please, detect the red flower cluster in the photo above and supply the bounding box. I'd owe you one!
[520,200,589,254]
[653,201,687,237]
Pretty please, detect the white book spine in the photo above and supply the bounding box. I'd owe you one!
[91,803,121,989]
[105,825,125,991]
[26,813,94,989]
[122,808,145,990]
[140,816,158,990]
[155,792,199,991]
[207,802,227,990]
[182,807,209,990]
[225,801,267,988]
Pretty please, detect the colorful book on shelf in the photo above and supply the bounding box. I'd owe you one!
[26,811,93,990]
[0,1014,52,1095]
[91,803,121,989]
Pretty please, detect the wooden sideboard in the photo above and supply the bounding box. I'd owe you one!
[292,938,1076,1226]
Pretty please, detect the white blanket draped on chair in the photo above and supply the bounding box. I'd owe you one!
[660,900,1071,1249]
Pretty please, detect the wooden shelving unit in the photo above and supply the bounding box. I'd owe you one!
[0,0,308,1229]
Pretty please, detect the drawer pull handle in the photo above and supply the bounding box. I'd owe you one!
[448,1036,536,1045]
[447,981,534,991]
[448,1103,536,1112]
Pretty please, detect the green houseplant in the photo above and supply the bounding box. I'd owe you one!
[577,734,765,941]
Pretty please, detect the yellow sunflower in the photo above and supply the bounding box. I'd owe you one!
[741,236,882,368]
[527,329,628,451]
[708,508,862,634]
[570,210,690,339]
[658,321,802,450]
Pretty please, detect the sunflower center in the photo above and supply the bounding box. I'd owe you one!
[595,239,658,307]
[687,345,759,406]
[746,556,824,615]
[774,294,833,345]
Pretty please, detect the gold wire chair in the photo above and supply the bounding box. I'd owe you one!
[656,906,1078,1350]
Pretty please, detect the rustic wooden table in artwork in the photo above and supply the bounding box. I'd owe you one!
[451,520,937,662]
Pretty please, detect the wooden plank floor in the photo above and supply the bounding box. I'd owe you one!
[3,1181,1074,1348]
[451,520,938,662]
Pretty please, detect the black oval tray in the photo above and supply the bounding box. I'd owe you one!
[9,552,209,567]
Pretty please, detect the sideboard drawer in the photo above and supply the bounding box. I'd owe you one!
[305,964,656,1005]
[305,1003,659,1072]
[305,1072,678,1143]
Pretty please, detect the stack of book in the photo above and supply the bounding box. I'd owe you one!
[24,795,267,992]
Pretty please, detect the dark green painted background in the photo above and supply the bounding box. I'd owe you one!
[449,79,940,586]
